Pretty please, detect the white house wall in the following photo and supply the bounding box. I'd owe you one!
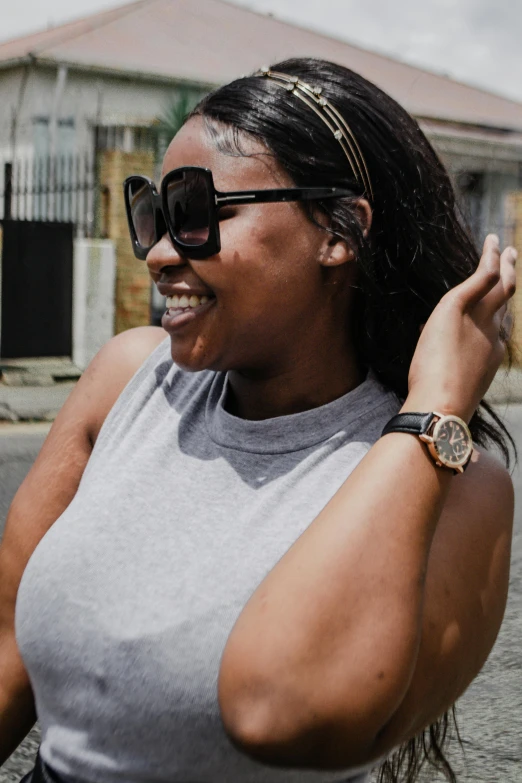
[72,238,116,370]
[0,65,83,159]
[0,65,35,159]
[0,63,200,159]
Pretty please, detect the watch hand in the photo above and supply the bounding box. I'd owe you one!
[449,432,464,446]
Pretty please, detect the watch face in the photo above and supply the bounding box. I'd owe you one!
[433,417,473,466]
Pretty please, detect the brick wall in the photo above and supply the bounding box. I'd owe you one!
[98,150,155,334]
[505,192,522,364]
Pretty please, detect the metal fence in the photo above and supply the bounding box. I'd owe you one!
[0,153,98,237]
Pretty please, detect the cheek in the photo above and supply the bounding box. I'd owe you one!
[219,206,322,292]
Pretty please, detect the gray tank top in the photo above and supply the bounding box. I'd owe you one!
[16,336,399,783]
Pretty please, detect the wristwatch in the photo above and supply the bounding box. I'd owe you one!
[381,412,473,474]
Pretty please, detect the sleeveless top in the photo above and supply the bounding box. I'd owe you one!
[15,335,400,783]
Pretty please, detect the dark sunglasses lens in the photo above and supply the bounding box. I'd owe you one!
[128,179,155,249]
[166,171,211,246]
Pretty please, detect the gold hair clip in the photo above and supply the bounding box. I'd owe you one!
[255,68,373,200]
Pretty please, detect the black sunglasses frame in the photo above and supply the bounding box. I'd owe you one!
[124,166,357,261]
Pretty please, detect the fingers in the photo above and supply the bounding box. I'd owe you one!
[503,246,517,296]
[457,235,517,312]
[489,244,517,311]
[500,309,513,342]
[456,235,501,308]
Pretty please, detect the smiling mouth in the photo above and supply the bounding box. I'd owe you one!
[165,294,215,313]
[162,294,216,330]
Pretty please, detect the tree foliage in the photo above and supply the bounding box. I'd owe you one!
[155,86,204,158]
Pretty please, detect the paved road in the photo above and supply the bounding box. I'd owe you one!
[0,409,521,783]
[0,425,49,783]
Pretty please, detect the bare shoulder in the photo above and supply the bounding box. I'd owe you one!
[376,448,514,752]
[438,448,514,590]
[434,445,514,541]
[451,446,514,516]
[84,326,167,443]
[436,447,514,646]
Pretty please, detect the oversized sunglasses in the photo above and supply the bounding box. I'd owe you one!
[124,166,355,260]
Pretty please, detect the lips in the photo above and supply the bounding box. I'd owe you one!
[156,277,217,333]
[161,296,216,332]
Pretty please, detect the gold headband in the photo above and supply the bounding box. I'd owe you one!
[256,68,373,200]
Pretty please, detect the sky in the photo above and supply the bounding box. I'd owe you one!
[0,0,521,102]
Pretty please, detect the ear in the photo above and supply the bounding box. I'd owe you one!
[354,198,372,238]
[319,238,355,268]
[318,198,373,268]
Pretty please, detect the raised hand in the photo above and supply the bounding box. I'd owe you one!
[403,234,517,422]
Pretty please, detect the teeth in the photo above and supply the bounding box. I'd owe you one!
[165,294,212,310]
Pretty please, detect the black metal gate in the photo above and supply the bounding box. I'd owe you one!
[0,153,97,359]
[1,220,74,358]
[1,154,96,236]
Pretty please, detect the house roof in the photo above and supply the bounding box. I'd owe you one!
[2,0,522,133]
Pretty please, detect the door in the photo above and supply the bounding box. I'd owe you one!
[1,220,74,358]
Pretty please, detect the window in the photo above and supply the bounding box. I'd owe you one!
[32,116,76,157]
[33,116,49,157]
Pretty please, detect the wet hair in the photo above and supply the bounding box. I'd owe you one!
[189,57,515,782]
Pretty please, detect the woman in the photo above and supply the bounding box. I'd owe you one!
[0,58,516,783]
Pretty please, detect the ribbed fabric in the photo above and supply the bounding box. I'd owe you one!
[16,336,399,783]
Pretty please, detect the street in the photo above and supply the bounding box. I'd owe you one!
[0,408,521,783]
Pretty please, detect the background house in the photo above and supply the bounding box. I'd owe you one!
[0,0,521,360]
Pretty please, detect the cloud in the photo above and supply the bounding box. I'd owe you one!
[1,0,521,101]
[232,0,522,101]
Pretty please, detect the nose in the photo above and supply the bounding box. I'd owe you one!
[146,233,188,275]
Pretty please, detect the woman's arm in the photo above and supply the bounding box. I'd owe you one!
[0,326,165,764]
[218,236,516,769]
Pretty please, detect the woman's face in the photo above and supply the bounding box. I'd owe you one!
[147,116,354,374]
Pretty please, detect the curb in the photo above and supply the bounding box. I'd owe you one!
[0,382,76,422]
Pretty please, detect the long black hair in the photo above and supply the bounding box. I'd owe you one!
[189,57,515,782]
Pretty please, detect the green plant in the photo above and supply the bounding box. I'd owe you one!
[155,86,204,159]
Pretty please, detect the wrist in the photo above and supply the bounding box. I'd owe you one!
[384,408,474,475]
[400,395,474,424]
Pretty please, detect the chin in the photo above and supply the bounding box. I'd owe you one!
[168,340,224,374]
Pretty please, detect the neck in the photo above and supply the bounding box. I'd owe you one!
[226,343,362,421]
